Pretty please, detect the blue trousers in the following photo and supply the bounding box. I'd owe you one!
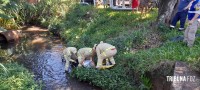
[171,10,188,28]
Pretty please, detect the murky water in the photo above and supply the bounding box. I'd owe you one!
[0,26,100,90]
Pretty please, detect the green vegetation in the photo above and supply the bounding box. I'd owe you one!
[0,0,76,89]
[59,5,158,89]
[0,63,40,90]
[58,5,200,90]
[0,0,77,29]
[56,5,155,52]
[0,63,8,74]
[1,0,200,90]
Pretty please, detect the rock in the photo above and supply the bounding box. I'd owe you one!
[171,61,200,90]
[151,61,174,90]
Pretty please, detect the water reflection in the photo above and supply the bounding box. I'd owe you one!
[0,26,100,90]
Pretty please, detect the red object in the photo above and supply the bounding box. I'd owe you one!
[111,48,116,50]
[132,0,139,8]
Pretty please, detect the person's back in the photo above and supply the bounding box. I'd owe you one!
[94,42,117,69]
[77,48,93,57]
[77,47,93,67]
[96,43,115,52]
[63,47,77,56]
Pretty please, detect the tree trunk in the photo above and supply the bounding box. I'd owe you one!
[157,0,179,26]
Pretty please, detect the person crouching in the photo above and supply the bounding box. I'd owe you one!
[63,47,78,72]
[77,47,95,68]
[93,41,117,69]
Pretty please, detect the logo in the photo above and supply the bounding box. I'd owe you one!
[166,76,196,82]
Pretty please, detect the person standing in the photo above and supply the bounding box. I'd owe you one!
[103,0,107,8]
[183,0,200,47]
[132,0,139,12]
[170,0,193,31]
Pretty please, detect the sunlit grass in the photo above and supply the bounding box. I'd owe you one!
[59,4,200,90]
[63,5,158,89]
[96,5,105,9]
[0,63,41,90]
[125,40,200,72]
[108,11,119,17]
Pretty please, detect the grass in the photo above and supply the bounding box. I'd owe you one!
[0,0,77,30]
[58,5,158,89]
[0,1,78,89]
[59,5,200,90]
[59,5,156,52]
[1,1,200,89]
[0,63,41,90]
[0,63,8,74]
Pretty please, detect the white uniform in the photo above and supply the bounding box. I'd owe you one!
[63,47,77,71]
[77,48,93,67]
[94,42,117,69]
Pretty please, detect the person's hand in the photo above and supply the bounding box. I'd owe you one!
[78,64,82,67]
[80,60,84,65]
[80,61,83,65]
[188,20,194,25]
[183,7,188,10]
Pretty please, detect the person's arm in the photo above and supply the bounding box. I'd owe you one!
[69,58,76,62]
[63,49,68,60]
[96,47,101,58]
[184,0,194,10]
[79,56,85,65]
[189,13,200,24]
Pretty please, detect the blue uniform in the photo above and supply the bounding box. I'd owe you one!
[178,0,191,12]
[188,0,200,20]
[171,0,192,29]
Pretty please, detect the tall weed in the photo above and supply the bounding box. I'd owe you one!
[0,63,41,90]
[0,63,8,75]
[0,0,78,29]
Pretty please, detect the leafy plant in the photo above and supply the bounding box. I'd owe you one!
[62,6,158,89]
[0,0,78,29]
[0,13,18,29]
[61,6,200,89]
[0,63,41,90]
[139,75,152,90]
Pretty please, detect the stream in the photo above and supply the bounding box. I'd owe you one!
[0,26,100,90]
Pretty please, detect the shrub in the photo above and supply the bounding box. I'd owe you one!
[71,67,136,90]
[62,6,157,90]
[0,0,77,29]
[0,63,41,90]
[0,13,18,30]
[59,5,200,89]
[106,30,147,53]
